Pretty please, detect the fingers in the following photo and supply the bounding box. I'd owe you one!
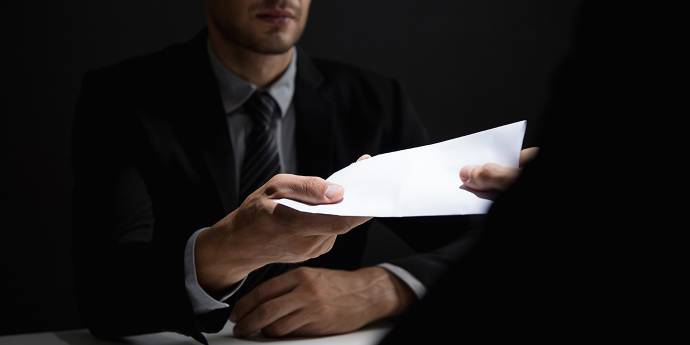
[459,165,473,185]
[273,204,369,235]
[233,294,307,338]
[460,163,518,192]
[262,311,314,338]
[262,174,344,204]
[230,272,300,323]
[357,154,371,162]
[459,147,538,191]
[519,147,539,167]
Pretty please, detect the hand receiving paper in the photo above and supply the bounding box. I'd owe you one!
[357,148,538,195]
[459,147,538,192]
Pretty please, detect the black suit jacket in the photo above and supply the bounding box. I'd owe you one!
[378,3,662,342]
[72,31,475,342]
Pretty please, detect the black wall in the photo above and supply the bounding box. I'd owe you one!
[3,0,581,335]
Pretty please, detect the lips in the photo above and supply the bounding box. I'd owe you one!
[256,9,295,23]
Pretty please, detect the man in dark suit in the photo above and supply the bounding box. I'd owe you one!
[73,0,507,342]
[377,2,668,342]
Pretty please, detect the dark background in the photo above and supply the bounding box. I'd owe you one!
[3,0,580,335]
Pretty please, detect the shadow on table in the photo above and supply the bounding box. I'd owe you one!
[53,321,391,345]
[55,331,192,345]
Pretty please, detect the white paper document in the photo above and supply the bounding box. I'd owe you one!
[276,121,526,217]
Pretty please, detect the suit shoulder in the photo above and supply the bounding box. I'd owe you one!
[81,40,190,91]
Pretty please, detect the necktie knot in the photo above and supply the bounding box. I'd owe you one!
[244,91,279,128]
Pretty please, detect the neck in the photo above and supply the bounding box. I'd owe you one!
[208,26,293,88]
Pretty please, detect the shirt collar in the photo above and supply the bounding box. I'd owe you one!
[208,42,296,117]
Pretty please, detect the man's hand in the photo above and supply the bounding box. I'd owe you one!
[195,174,371,293]
[229,267,415,338]
[459,147,539,192]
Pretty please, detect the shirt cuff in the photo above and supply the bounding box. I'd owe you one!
[184,227,246,315]
[378,263,427,299]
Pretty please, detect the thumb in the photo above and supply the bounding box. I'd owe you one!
[262,174,344,205]
[460,163,518,192]
[519,147,539,167]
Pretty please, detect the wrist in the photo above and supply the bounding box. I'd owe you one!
[195,220,264,293]
[355,267,416,321]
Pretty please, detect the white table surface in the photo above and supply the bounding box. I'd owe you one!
[0,322,391,345]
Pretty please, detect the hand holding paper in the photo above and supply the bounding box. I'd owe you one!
[460,146,538,192]
[276,121,526,217]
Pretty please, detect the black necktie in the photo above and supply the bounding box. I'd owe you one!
[239,91,281,201]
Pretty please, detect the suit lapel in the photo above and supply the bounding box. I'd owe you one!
[201,118,239,213]
[178,32,239,213]
[294,49,336,178]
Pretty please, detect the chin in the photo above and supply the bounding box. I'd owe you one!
[223,23,302,55]
[248,37,296,55]
[254,45,293,55]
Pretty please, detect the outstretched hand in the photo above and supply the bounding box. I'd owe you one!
[459,147,539,192]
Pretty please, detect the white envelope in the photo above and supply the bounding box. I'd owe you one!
[276,120,526,217]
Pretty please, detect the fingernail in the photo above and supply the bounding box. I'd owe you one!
[358,154,371,162]
[325,183,344,199]
[460,166,473,182]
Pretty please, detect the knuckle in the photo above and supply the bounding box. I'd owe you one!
[477,165,493,179]
[311,288,328,303]
[242,199,272,221]
[302,176,325,196]
[272,173,288,183]
[470,166,483,180]
[302,278,320,294]
[293,267,313,280]
[253,175,289,198]
[253,305,270,320]
[263,184,279,197]
[304,282,319,295]
[264,174,287,196]
[257,199,272,213]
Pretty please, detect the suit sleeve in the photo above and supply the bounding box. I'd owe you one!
[72,72,218,343]
[377,79,485,289]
